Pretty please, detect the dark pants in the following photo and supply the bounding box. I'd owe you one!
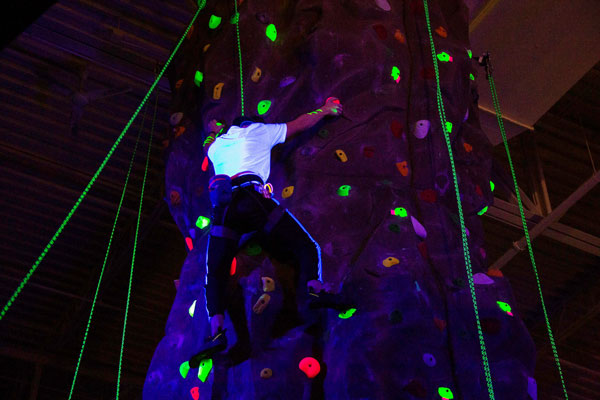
[205,186,321,317]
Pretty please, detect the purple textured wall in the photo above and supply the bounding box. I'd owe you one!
[144,1,536,399]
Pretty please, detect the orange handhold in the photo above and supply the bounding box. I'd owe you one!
[435,26,448,38]
[487,268,503,278]
[396,161,409,176]
[299,357,321,378]
[174,126,186,138]
[203,44,211,52]
[394,29,406,44]
[186,25,195,39]
[463,142,473,152]
[175,79,184,89]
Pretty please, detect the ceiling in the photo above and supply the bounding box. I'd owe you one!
[0,1,599,399]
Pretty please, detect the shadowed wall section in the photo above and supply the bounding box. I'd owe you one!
[144,1,535,398]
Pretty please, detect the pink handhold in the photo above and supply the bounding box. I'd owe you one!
[395,76,401,83]
[507,311,514,317]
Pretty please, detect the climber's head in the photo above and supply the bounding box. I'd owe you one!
[232,115,264,128]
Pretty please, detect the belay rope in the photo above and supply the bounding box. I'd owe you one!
[423,0,569,398]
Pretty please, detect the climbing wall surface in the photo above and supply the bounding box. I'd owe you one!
[145,0,536,399]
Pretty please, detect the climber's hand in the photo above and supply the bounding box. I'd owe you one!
[208,119,223,135]
[322,97,343,116]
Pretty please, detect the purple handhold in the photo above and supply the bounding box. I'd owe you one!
[280,76,296,87]
[411,216,427,239]
[473,272,493,285]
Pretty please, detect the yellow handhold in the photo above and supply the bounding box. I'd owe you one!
[382,257,400,268]
[335,149,348,162]
[251,67,262,83]
[252,293,271,314]
[203,44,211,52]
[262,277,275,292]
[282,186,294,199]
[213,82,224,100]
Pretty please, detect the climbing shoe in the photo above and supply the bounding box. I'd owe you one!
[308,291,352,312]
[189,329,228,368]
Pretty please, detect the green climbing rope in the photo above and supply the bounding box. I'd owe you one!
[488,74,569,399]
[233,0,245,115]
[116,93,157,399]
[68,103,149,400]
[0,2,206,323]
[422,0,496,398]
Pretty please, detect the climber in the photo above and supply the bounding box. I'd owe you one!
[189,97,349,367]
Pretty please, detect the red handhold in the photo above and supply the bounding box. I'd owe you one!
[417,242,428,259]
[230,257,237,276]
[372,24,387,40]
[363,146,375,158]
[299,357,321,378]
[475,185,483,196]
[185,237,194,251]
[419,189,437,203]
[326,97,341,104]
[190,387,200,400]
[420,67,435,80]
[391,120,403,138]
[202,156,209,172]
[433,317,446,331]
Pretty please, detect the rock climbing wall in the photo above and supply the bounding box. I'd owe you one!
[144,0,537,399]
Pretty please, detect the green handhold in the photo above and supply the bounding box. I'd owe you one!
[179,361,190,379]
[391,66,401,81]
[317,129,329,138]
[337,185,351,196]
[469,73,475,81]
[452,277,465,288]
[266,24,277,41]
[194,71,204,87]
[445,121,453,133]
[438,387,454,399]
[188,300,197,318]
[497,301,511,313]
[490,181,495,192]
[436,52,452,62]
[467,49,472,58]
[196,215,210,229]
[338,308,357,319]
[393,207,407,217]
[209,15,222,29]
[257,100,272,115]
[198,358,213,382]
[230,12,239,24]
[388,223,401,233]
[477,206,488,216]
[245,242,262,256]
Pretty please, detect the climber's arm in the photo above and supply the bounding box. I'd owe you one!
[203,119,225,154]
[285,97,343,141]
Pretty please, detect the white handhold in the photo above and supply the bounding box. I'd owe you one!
[170,112,183,126]
[411,216,427,239]
[527,377,537,400]
[473,272,494,285]
[375,0,392,11]
[414,120,430,139]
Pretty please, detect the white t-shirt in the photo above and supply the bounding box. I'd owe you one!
[207,122,287,183]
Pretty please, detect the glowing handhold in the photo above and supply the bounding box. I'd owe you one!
[251,67,262,83]
[469,73,475,81]
[382,257,400,268]
[203,44,211,52]
[196,216,210,229]
[477,206,488,216]
[257,100,271,115]
[463,142,473,152]
[423,353,437,367]
[473,273,494,285]
[435,26,448,38]
[230,12,239,24]
[396,161,409,176]
[175,79,184,90]
[209,15,222,29]
[467,49,473,58]
[198,358,213,382]
[282,186,294,199]
[445,121,453,133]
[317,129,329,138]
[411,216,427,239]
[201,156,209,171]
[335,149,348,162]
[266,24,277,41]
[388,223,401,233]
[390,119,403,137]
[262,277,275,292]
[185,237,194,251]
[260,368,273,379]
[174,126,186,138]
[394,29,406,44]
[488,268,503,278]
[326,97,341,104]
[437,52,453,62]
[414,120,430,139]
[391,66,401,83]
[190,387,199,400]
[338,308,356,319]
[280,76,296,87]
[438,387,454,399]
[391,207,407,217]
[246,242,262,256]
[337,185,351,197]
[188,300,197,318]
[179,361,190,379]
[213,83,224,100]
[497,301,513,316]
[299,357,321,378]
[170,112,184,126]
[375,0,391,11]
[490,181,495,192]
[194,71,204,87]
[253,293,271,314]
[230,257,237,276]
